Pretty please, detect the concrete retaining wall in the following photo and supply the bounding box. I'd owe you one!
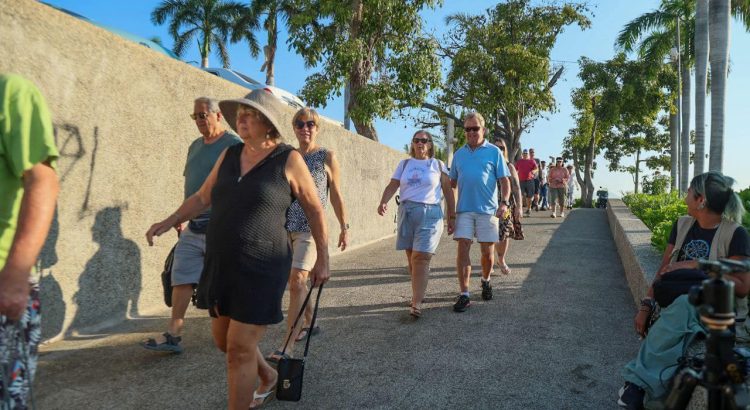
[1,0,404,341]
[606,199,662,307]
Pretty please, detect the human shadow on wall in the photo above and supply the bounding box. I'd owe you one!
[39,206,65,340]
[66,207,142,338]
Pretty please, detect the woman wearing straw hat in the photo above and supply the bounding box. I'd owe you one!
[146,89,329,409]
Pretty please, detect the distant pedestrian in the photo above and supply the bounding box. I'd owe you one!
[548,157,569,218]
[450,113,510,312]
[565,165,578,209]
[529,148,541,211]
[492,138,523,275]
[515,149,537,216]
[0,74,59,409]
[268,107,348,361]
[146,90,329,410]
[539,160,549,211]
[142,97,240,354]
[378,130,455,318]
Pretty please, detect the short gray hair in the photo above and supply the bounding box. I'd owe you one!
[194,96,221,113]
[463,111,485,128]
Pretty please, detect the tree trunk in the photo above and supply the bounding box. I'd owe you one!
[709,0,731,172]
[634,149,641,194]
[669,112,679,192]
[201,56,209,68]
[694,0,709,176]
[679,62,691,193]
[572,146,586,204]
[347,0,378,140]
[583,122,596,208]
[263,9,277,86]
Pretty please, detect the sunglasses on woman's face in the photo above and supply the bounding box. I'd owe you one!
[294,120,316,130]
[495,144,505,151]
[412,138,431,144]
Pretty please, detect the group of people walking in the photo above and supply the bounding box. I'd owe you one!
[515,148,577,217]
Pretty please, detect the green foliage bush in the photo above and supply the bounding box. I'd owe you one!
[623,189,750,253]
[622,192,686,252]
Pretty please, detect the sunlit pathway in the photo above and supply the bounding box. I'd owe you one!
[36,208,638,409]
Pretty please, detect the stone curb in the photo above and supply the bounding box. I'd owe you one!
[606,199,662,307]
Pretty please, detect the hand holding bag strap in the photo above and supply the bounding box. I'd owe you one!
[301,284,324,360]
[280,284,315,356]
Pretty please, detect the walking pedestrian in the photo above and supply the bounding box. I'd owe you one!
[378,130,455,318]
[492,138,523,276]
[530,148,541,211]
[515,149,537,216]
[538,160,549,211]
[268,107,348,360]
[146,90,329,410]
[450,113,510,312]
[0,74,59,409]
[143,97,240,353]
[548,157,569,218]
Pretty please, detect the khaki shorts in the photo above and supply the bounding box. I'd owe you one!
[290,231,317,271]
[453,212,500,243]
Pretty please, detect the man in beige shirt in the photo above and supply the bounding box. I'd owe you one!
[547,157,570,218]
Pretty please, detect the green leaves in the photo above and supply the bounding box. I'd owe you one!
[438,0,591,155]
[286,0,443,140]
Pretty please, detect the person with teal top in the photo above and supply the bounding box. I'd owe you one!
[143,97,240,354]
[0,74,59,409]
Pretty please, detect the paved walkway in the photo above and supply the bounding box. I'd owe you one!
[35,209,639,409]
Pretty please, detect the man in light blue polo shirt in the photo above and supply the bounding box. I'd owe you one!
[449,112,510,312]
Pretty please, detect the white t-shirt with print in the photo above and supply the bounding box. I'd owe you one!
[391,158,448,205]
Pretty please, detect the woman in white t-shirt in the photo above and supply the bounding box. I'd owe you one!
[377,130,455,318]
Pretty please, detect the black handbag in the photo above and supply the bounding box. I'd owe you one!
[653,268,708,308]
[161,243,177,307]
[276,283,324,402]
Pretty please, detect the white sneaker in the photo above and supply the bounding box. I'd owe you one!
[560,212,565,217]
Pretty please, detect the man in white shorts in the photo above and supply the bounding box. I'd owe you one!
[449,112,511,312]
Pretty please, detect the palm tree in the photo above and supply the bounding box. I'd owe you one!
[151,0,246,68]
[694,0,708,175]
[616,0,694,193]
[232,1,298,86]
[709,0,731,171]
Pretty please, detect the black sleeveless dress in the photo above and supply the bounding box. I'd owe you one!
[197,143,295,325]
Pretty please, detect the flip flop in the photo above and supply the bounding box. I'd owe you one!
[409,306,422,318]
[294,326,321,342]
[499,264,512,275]
[249,386,276,409]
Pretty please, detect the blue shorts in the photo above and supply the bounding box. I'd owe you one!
[396,201,444,254]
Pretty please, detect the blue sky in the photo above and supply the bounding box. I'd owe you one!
[44,0,750,195]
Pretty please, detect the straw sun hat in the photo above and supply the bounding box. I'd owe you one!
[219,89,293,141]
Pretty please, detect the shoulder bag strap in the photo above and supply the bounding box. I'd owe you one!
[301,284,324,360]
[280,285,314,356]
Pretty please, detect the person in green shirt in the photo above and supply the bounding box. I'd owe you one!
[0,74,59,408]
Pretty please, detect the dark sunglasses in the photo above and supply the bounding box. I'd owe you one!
[497,146,505,151]
[190,112,211,120]
[413,138,431,144]
[294,120,316,130]
[464,126,481,133]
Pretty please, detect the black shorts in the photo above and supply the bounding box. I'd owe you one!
[520,180,535,198]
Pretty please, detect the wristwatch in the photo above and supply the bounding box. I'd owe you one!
[500,200,510,206]
[640,298,656,310]
[341,223,350,231]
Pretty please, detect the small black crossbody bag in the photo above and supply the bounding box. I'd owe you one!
[276,283,324,402]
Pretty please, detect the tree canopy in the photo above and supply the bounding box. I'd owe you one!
[432,0,590,158]
[284,0,443,141]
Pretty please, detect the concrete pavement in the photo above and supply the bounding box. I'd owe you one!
[35,208,640,409]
